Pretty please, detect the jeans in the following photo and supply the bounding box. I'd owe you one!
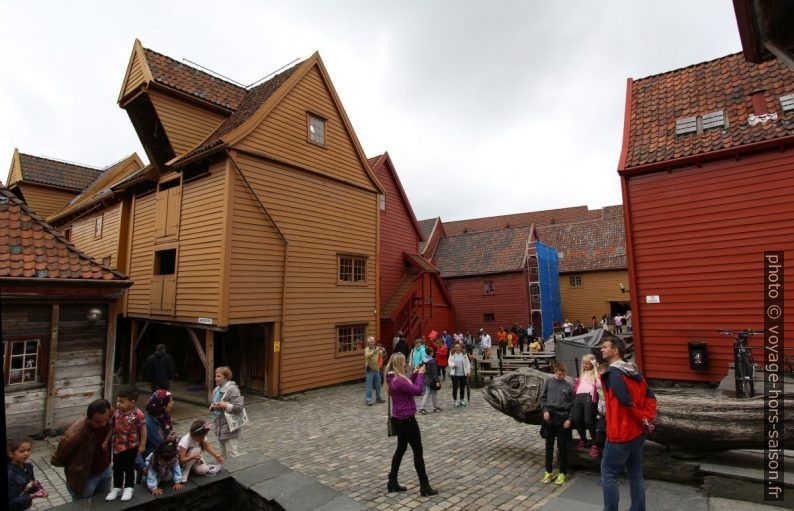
[601,434,646,511]
[67,465,112,500]
[419,386,438,409]
[364,368,382,403]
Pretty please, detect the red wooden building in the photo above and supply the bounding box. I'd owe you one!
[370,153,453,345]
[433,226,539,336]
[618,52,794,382]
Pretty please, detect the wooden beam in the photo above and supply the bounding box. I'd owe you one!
[187,328,207,369]
[44,304,60,431]
[129,319,139,383]
[104,301,118,401]
[205,330,215,404]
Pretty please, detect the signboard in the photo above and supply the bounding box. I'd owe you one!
[274,340,281,352]
[198,317,213,325]
[645,295,660,304]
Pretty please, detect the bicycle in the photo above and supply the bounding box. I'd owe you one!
[719,329,761,398]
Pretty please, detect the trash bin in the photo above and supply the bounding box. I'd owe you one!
[688,342,708,370]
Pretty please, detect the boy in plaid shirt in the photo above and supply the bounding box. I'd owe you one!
[104,386,146,502]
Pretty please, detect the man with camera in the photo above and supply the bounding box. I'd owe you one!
[364,336,386,405]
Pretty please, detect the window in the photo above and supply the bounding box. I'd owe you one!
[95,214,103,238]
[338,255,367,283]
[4,339,42,385]
[379,194,386,211]
[151,248,178,315]
[570,275,582,287]
[308,113,326,145]
[483,279,495,295]
[63,227,71,241]
[154,249,177,275]
[337,325,366,353]
[101,256,111,267]
[557,251,565,259]
[484,313,495,322]
[155,176,182,240]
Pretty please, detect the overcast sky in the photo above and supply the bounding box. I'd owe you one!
[0,1,743,221]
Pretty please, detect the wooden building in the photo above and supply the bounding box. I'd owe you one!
[534,207,629,325]
[369,153,453,345]
[432,226,549,337]
[418,217,446,260]
[5,149,103,218]
[618,52,794,381]
[0,186,130,437]
[115,40,382,398]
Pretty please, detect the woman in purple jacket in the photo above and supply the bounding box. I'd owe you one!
[385,353,438,497]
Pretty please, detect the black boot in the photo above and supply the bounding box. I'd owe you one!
[387,474,407,492]
[419,482,438,496]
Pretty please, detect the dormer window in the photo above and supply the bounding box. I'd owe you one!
[308,113,326,145]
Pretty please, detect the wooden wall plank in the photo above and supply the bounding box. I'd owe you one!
[148,90,226,157]
[16,183,76,219]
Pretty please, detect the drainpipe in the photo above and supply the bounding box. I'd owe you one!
[226,150,289,396]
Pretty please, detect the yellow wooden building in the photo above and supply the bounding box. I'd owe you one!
[110,40,382,398]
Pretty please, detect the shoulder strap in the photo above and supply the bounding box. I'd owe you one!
[387,379,392,418]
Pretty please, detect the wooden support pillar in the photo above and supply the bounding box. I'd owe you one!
[267,321,282,398]
[205,330,215,404]
[104,302,118,401]
[44,304,60,431]
[129,319,138,384]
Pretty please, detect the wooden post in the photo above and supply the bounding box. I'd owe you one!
[205,330,215,403]
[129,319,138,384]
[44,304,60,431]
[104,302,118,401]
[268,321,282,398]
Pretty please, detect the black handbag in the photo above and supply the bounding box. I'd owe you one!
[387,381,396,437]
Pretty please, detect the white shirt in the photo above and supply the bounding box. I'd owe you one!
[480,334,492,348]
[178,433,200,452]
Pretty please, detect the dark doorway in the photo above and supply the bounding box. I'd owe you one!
[226,324,271,395]
[609,301,631,316]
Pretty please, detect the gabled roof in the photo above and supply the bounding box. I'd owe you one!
[368,152,424,241]
[47,153,144,223]
[623,52,794,169]
[9,150,103,192]
[534,213,627,273]
[0,186,128,281]
[172,62,302,164]
[443,206,600,237]
[418,218,437,241]
[433,226,534,278]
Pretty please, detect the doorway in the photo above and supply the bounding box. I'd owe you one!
[227,323,271,395]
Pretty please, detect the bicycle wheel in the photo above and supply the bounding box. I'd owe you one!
[739,355,754,397]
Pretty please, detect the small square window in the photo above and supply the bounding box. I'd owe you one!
[570,275,582,287]
[102,256,111,267]
[154,249,177,275]
[379,194,386,211]
[63,227,71,241]
[95,214,103,238]
[483,279,495,295]
[338,255,366,283]
[337,325,366,353]
[308,113,326,145]
[484,313,495,322]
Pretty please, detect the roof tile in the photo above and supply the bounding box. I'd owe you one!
[441,206,600,237]
[433,226,534,278]
[17,154,102,191]
[627,52,794,168]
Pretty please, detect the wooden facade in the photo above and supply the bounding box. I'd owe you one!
[116,41,382,397]
[371,153,454,344]
[559,270,629,325]
[445,271,531,336]
[619,52,794,381]
[1,187,130,436]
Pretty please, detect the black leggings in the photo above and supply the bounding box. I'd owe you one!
[389,416,429,485]
[438,366,446,379]
[113,447,137,488]
[545,422,569,474]
[571,393,596,442]
[451,375,467,400]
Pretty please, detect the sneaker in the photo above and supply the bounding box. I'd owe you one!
[576,440,586,451]
[555,473,568,485]
[121,487,134,501]
[589,445,600,457]
[106,488,122,501]
[366,401,373,406]
[375,399,385,404]
[433,406,442,412]
[462,400,468,407]
[418,408,429,415]
[542,471,555,484]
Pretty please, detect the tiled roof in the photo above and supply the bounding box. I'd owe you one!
[534,213,626,273]
[433,226,534,278]
[419,218,437,240]
[48,155,143,223]
[405,253,440,274]
[16,154,103,191]
[443,207,599,236]
[143,47,247,111]
[626,52,794,168]
[0,186,127,281]
[174,62,302,163]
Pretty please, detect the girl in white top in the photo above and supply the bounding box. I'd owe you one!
[447,342,471,408]
[177,420,224,482]
[571,354,601,457]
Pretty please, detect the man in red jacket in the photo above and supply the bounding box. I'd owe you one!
[600,338,656,511]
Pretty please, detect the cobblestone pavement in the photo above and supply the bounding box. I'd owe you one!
[29,379,573,510]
